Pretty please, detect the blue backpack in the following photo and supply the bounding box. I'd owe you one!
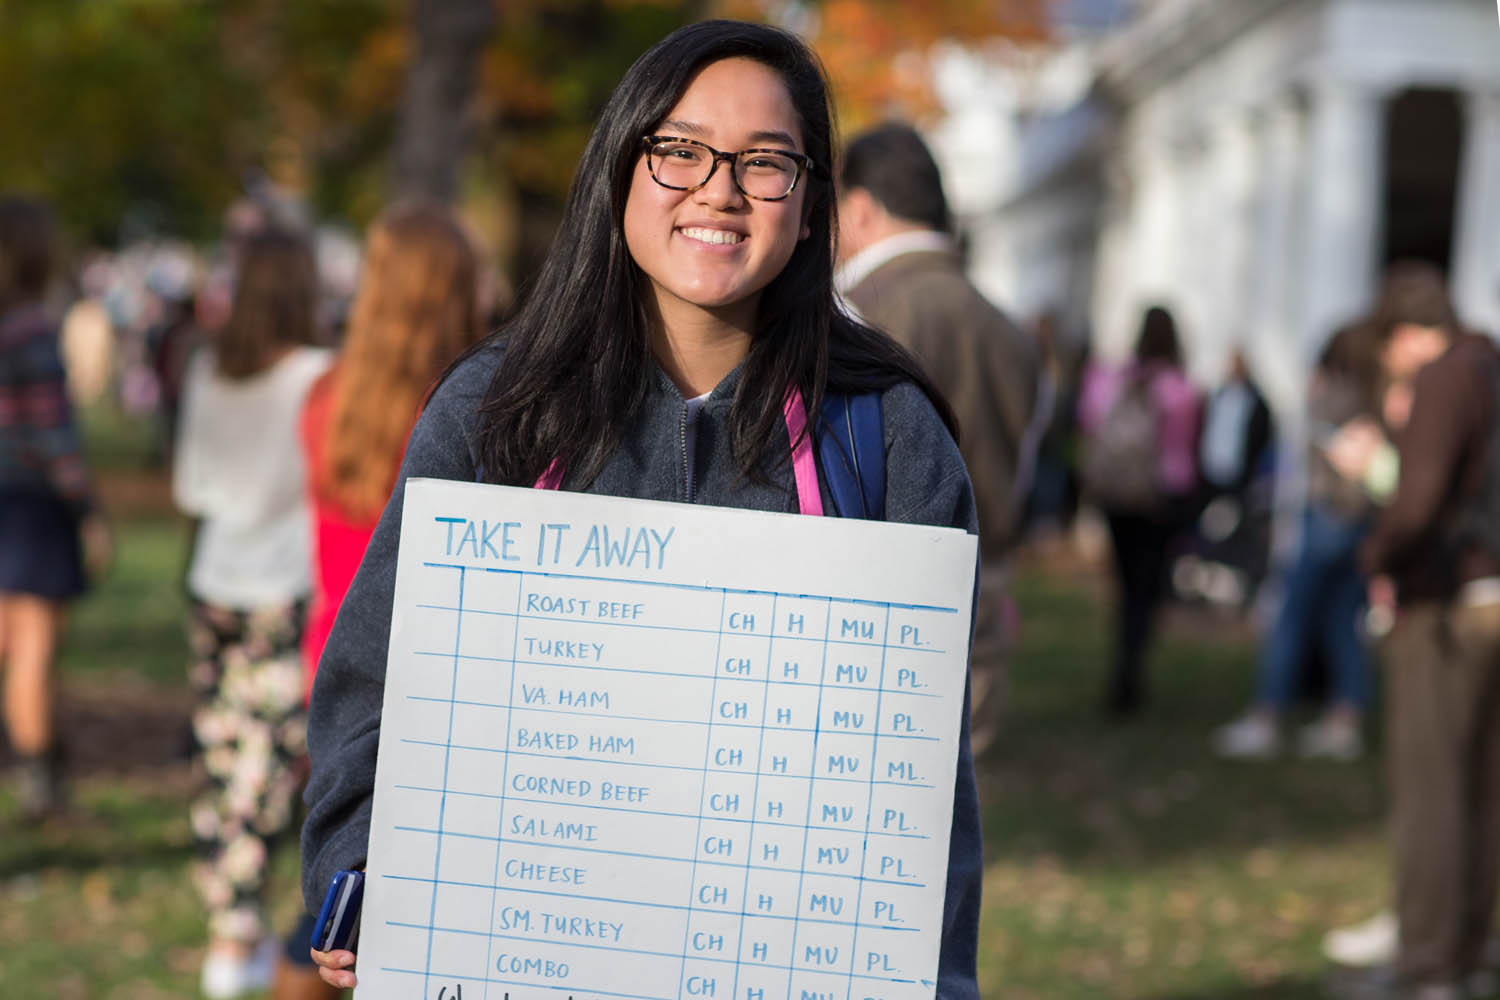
[816,392,886,520]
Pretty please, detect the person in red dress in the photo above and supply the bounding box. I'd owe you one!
[272,202,486,1000]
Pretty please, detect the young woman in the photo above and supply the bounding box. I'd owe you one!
[0,196,111,822]
[1077,304,1202,715]
[171,228,333,999]
[301,20,982,998]
[1213,319,1384,761]
[272,204,484,1000]
[299,203,484,694]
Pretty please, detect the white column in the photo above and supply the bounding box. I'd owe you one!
[1089,156,1136,360]
[1246,95,1312,567]
[1092,127,1168,359]
[1247,96,1304,414]
[1136,135,1180,297]
[1174,133,1216,375]
[1097,126,1181,357]
[1451,90,1500,336]
[1295,78,1385,353]
[1205,111,1257,377]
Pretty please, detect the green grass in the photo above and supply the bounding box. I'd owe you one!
[63,402,193,687]
[2,418,1392,996]
[975,569,1387,998]
[58,512,193,688]
[79,398,165,474]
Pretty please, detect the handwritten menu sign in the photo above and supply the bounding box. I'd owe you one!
[356,478,976,1000]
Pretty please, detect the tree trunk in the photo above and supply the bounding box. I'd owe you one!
[391,0,497,204]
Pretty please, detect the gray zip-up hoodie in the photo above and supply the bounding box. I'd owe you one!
[301,342,983,998]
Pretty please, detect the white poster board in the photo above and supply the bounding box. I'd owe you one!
[356,478,977,1000]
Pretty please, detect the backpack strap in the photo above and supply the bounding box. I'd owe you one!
[534,457,565,491]
[782,390,823,517]
[816,392,886,520]
[523,390,886,521]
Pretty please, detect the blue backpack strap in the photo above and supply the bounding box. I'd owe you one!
[816,392,886,520]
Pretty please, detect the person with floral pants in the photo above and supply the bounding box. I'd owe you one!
[171,227,332,998]
[187,600,308,946]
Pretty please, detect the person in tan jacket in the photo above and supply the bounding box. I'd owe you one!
[836,122,1041,751]
[1337,262,1500,1000]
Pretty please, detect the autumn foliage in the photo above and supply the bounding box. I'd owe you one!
[810,0,1050,128]
[0,0,1050,243]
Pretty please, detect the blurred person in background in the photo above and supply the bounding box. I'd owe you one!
[1179,345,1275,611]
[836,121,1041,753]
[144,268,201,467]
[1025,309,1087,544]
[270,203,485,1000]
[194,197,269,336]
[1076,304,1202,715]
[0,195,111,822]
[1197,346,1273,509]
[171,228,332,999]
[1214,317,1386,761]
[1339,262,1500,1000]
[58,296,117,410]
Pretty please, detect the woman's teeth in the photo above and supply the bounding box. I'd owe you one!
[681,227,743,245]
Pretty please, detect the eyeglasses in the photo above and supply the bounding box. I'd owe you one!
[642,135,818,202]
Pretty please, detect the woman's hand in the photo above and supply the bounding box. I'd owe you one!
[1366,574,1397,638]
[1382,380,1414,431]
[1324,417,1386,484]
[309,946,358,989]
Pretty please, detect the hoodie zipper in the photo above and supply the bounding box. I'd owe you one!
[679,402,693,503]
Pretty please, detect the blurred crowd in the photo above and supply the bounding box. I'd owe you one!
[1,190,501,998]
[50,208,361,462]
[1042,261,1500,1000]
[834,120,1500,1000]
[2,90,1498,1000]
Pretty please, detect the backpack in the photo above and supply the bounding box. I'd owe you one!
[1080,372,1163,512]
[816,392,885,520]
[525,391,888,519]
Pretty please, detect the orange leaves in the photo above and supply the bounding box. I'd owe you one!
[344,26,409,118]
[811,0,1049,127]
[482,46,556,120]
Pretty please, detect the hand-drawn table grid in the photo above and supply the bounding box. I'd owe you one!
[370,557,960,1000]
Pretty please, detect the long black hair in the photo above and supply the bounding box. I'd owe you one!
[1134,304,1182,366]
[474,19,955,487]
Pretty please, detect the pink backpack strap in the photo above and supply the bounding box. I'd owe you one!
[532,391,824,517]
[783,388,823,517]
[533,457,566,491]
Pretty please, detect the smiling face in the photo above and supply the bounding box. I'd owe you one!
[623,57,812,338]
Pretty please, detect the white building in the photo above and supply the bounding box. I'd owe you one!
[949,0,1500,417]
